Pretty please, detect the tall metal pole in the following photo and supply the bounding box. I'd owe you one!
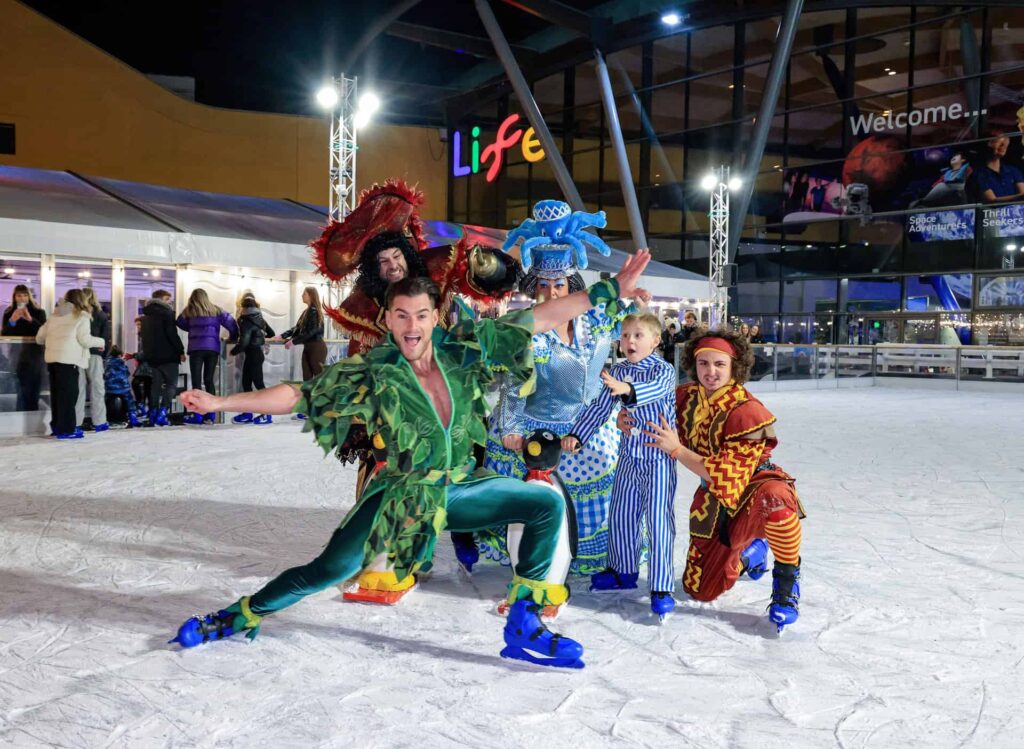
[708,165,730,328]
[728,0,804,259]
[474,0,584,212]
[328,74,359,222]
[594,49,647,249]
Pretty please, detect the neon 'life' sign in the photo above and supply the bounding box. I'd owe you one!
[452,113,546,182]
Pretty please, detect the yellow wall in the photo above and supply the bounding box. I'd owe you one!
[0,0,448,217]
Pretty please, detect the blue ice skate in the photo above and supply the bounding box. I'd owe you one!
[740,538,770,581]
[93,422,110,433]
[500,599,584,669]
[183,412,205,425]
[232,412,254,424]
[451,532,479,573]
[204,412,217,424]
[149,407,169,427]
[169,597,261,647]
[589,568,639,592]
[768,561,800,633]
[127,410,141,428]
[252,414,273,425]
[650,592,675,621]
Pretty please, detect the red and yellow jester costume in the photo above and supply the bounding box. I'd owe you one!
[675,380,806,602]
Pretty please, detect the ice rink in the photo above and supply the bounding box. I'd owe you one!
[1,388,1022,748]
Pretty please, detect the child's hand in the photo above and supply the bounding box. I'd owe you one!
[616,408,636,436]
[561,436,581,454]
[600,370,631,396]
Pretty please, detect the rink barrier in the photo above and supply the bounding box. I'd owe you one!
[1,338,1021,435]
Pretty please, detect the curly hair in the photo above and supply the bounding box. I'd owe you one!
[680,328,755,385]
[354,232,431,301]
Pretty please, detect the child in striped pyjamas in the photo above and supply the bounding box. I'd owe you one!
[563,313,679,619]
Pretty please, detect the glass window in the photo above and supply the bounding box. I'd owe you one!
[846,276,901,311]
[55,260,112,316]
[977,273,1024,307]
[904,273,973,311]
[979,210,1024,270]
[779,315,818,344]
[651,33,687,85]
[123,266,175,353]
[732,280,779,314]
[972,311,1024,346]
[842,220,904,274]
[782,278,839,313]
[0,258,42,312]
[989,9,1024,74]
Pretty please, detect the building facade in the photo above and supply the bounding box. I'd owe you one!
[449,5,1024,346]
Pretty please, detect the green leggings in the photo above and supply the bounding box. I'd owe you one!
[250,476,564,616]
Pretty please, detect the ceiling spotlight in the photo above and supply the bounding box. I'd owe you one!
[700,173,719,191]
[151,269,161,277]
[316,85,339,109]
[1006,244,1018,252]
[2,267,14,275]
[728,176,742,191]
[661,12,682,26]
[887,70,897,76]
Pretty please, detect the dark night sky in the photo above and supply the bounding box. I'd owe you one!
[20,1,556,124]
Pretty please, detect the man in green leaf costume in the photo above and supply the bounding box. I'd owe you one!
[173,250,651,668]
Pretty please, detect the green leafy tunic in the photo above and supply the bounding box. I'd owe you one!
[297,309,535,582]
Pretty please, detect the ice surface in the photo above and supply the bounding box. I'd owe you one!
[1,389,1023,748]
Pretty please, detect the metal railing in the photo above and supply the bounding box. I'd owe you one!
[673,343,1024,391]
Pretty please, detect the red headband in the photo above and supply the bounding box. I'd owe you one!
[694,336,737,358]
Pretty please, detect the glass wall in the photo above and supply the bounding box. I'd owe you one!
[450,5,1024,344]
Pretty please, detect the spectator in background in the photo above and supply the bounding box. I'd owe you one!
[976,131,1024,204]
[661,321,678,362]
[177,288,238,425]
[103,345,140,428]
[75,288,112,432]
[35,289,105,439]
[738,322,751,339]
[2,284,47,411]
[138,289,184,427]
[749,324,766,344]
[677,310,699,345]
[230,293,275,425]
[279,286,327,381]
[128,316,153,415]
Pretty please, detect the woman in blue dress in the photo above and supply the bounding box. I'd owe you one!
[483,254,637,574]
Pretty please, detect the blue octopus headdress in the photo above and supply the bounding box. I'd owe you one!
[502,200,613,278]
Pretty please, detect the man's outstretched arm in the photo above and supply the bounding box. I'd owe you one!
[180,383,302,416]
[530,249,650,334]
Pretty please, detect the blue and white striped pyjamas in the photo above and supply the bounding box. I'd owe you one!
[571,354,678,592]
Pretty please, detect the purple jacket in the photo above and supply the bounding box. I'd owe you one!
[176,311,239,354]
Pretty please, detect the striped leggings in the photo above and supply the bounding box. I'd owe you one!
[607,454,678,592]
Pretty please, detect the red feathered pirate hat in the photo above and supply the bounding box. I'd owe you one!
[311,179,428,281]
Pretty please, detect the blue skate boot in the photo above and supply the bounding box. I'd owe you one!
[127,410,141,428]
[183,412,205,425]
[169,596,262,647]
[650,591,676,621]
[93,422,110,433]
[501,599,584,669]
[204,412,217,424]
[740,538,770,581]
[232,412,254,424]
[768,561,801,633]
[252,414,273,425]
[589,568,639,592]
[451,532,479,573]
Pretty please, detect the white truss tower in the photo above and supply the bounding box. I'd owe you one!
[708,165,730,329]
[328,74,358,222]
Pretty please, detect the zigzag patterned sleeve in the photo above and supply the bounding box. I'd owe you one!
[704,439,767,509]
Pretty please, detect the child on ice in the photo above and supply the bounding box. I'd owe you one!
[563,313,678,619]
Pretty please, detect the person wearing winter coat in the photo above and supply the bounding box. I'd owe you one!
[176,288,238,424]
[279,286,327,381]
[137,289,185,427]
[103,345,140,428]
[74,287,112,431]
[230,294,275,424]
[2,284,47,411]
[35,288,105,439]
